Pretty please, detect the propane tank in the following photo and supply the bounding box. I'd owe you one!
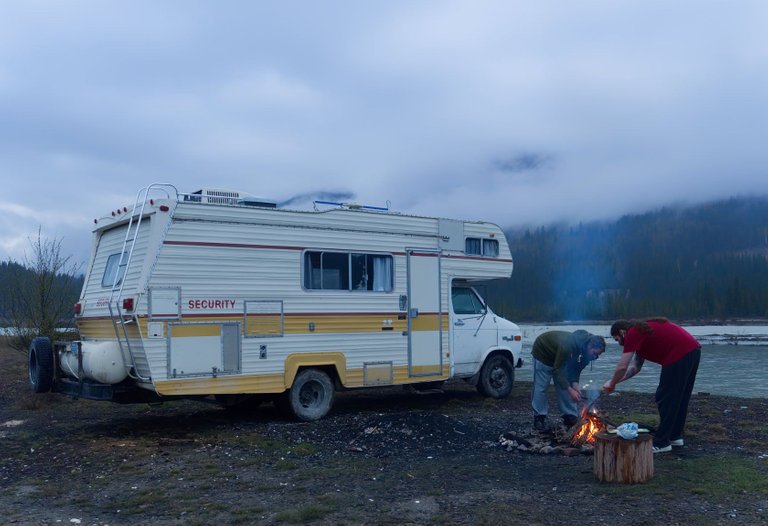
[59,341,128,384]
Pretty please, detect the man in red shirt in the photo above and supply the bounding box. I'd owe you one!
[603,318,701,453]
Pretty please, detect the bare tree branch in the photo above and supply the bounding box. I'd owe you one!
[1,227,81,351]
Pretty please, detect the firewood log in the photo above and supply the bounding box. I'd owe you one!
[593,431,654,484]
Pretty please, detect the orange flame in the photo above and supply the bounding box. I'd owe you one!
[570,408,607,446]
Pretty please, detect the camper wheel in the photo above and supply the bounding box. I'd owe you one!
[477,354,514,399]
[285,368,335,421]
[29,337,55,393]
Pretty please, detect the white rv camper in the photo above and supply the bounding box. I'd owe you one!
[28,184,523,420]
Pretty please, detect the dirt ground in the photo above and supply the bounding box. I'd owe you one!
[1,343,767,526]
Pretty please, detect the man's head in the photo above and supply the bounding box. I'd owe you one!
[610,320,632,346]
[585,335,606,360]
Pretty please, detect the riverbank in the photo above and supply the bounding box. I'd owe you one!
[1,343,767,525]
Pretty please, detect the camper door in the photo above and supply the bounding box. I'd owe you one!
[406,249,442,377]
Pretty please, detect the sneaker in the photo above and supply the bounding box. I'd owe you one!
[652,445,672,454]
[671,438,684,447]
[534,415,547,431]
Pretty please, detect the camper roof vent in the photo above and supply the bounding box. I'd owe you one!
[183,188,276,208]
[237,196,277,208]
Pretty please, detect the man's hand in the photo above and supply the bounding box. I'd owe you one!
[567,386,582,402]
[602,381,615,394]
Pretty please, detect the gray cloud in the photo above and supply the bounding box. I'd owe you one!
[1,1,768,264]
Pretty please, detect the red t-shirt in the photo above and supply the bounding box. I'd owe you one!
[623,321,700,366]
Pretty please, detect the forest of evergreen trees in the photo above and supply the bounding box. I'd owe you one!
[1,196,767,326]
[484,196,768,321]
[0,261,84,326]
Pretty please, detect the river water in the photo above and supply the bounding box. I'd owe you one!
[516,324,767,399]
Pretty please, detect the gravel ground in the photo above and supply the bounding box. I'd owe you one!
[1,343,767,525]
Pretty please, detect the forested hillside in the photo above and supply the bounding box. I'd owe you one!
[484,196,768,321]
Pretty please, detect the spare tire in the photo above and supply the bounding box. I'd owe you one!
[29,337,55,393]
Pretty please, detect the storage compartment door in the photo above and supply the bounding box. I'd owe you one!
[168,322,241,377]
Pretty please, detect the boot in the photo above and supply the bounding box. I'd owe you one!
[533,415,547,431]
[562,414,578,427]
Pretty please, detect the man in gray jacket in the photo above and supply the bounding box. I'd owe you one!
[531,330,606,430]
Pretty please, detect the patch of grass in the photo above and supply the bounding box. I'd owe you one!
[695,423,730,443]
[289,442,318,456]
[273,503,335,523]
[293,457,378,481]
[14,394,56,411]
[202,462,222,473]
[481,398,501,408]
[117,463,142,474]
[678,456,768,497]
[254,483,284,491]
[475,502,538,524]
[116,488,169,514]
[735,421,768,433]
[273,458,299,471]
[37,483,66,498]
[620,412,658,427]
[231,506,266,524]
[597,454,768,501]
[251,436,288,452]
[238,456,268,467]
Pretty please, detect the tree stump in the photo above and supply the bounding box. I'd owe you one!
[593,431,654,484]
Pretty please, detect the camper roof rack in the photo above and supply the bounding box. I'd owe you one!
[313,200,390,212]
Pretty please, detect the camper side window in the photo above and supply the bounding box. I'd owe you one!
[304,251,393,292]
[465,237,499,257]
[351,254,393,292]
[483,239,499,257]
[102,252,127,288]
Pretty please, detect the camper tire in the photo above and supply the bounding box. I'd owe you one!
[285,369,335,421]
[29,337,55,393]
[477,354,514,399]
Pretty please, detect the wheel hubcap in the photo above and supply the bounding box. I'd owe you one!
[299,381,322,408]
[490,366,506,388]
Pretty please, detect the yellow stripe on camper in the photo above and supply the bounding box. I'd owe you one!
[76,312,445,338]
[154,363,451,396]
[169,324,222,338]
[77,318,142,339]
[282,315,410,334]
[155,373,286,396]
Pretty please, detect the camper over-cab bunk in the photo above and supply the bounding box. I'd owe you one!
[28,184,523,420]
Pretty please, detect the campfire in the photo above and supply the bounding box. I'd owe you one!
[570,406,608,447]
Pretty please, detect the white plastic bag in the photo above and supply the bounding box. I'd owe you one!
[617,422,639,440]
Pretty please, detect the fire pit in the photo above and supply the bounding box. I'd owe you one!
[500,406,614,456]
[500,390,615,456]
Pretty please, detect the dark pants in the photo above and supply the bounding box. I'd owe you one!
[654,348,701,448]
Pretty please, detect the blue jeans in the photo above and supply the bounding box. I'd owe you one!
[531,358,578,418]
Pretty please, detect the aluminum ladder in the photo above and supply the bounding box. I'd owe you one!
[108,183,178,381]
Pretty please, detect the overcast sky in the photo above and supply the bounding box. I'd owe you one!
[2,1,767,265]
